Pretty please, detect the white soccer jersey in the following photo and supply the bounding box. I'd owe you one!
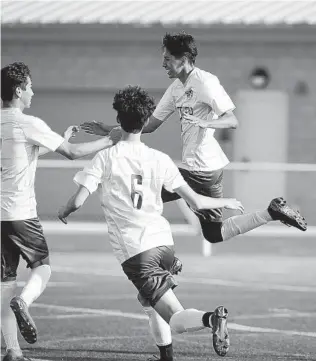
[153,67,236,171]
[74,141,186,264]
[1,108,64,220]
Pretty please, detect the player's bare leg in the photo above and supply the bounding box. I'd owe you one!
[144,258,183,361]
[154,289,230,357]
[176,199,212,256]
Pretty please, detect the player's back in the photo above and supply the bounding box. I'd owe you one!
[92,141,176,263]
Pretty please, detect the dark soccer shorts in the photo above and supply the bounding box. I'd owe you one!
[122,246,181,307]
[1,218,50,282]
[162,168,225,243]
[162,167,224,222]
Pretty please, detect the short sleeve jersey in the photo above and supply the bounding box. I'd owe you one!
[74,141,186,264]
[1,108,64,220]
[153,68,235,171]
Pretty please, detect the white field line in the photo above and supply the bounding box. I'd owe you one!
[34,313,104,320]
[32,303,316,338]
[17,281,78,287]
[33,303,147,320]
[0,355,51,361]
[41,221,316,237]
[233,312,316,320]
[53,265,316,293]
[270,307,316,314]
[180,276,316,293]
[41,221,198,236]
[34,311,316,321]
[228,323,316,337]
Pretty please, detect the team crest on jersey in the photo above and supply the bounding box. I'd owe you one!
[185,88,193,99]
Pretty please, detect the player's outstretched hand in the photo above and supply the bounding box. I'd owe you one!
[109,127,122,145]
[224,199,244,213]
[58,207,68,224]
[63,125,80,141]
[80,121,109,136]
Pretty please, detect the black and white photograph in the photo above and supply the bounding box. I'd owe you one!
[1,0,316,360]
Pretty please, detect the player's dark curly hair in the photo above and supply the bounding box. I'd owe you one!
[1,62,31,102]
[163,31,198,64]
[113,86,156,133]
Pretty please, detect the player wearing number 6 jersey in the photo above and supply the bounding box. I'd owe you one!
[59,85,245,360]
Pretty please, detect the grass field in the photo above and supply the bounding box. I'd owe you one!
[1,231,316,361]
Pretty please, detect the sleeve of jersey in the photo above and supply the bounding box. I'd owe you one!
[163,156,187,193]
[152,84,175,122]
[73,153,105,194]
[201,77,236,116]
[23,117,64,151]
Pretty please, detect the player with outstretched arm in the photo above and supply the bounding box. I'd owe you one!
[1,62,121,361]
[81,31,307,249]
[59,85,246,360]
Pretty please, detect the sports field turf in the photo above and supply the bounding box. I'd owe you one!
[2,232,316,361]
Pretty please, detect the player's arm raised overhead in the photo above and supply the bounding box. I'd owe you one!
[163,154,244,213]
[58,152,106,223]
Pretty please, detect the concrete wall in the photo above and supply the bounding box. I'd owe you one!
[2,25,316,223]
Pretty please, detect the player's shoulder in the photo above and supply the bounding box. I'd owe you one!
[1,109,46,129]
[194,67,220,85]
[95,147,110,160]
[1,109,35,123]
[19,112,48,129]
[146,145,173,163]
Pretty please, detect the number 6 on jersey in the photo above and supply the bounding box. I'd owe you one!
[131,174,143,209]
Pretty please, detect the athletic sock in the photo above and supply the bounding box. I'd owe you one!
[143,307,172,346]
[1,281,22,355]
[20,264,51,307]
[221,210,273,242]
[169,309,206,333]
[158,343,173,361]
[202,311,214,328]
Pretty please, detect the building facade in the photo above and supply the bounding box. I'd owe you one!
[2,2,316,223]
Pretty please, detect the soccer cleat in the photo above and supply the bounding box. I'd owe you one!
[211,306,230,357]
[10,296,38,344]
[2,349,32,361]
[268,197,307,231]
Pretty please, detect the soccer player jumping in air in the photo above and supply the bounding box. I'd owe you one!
[81,32,307,247]
[1,62,121,361]
[59,85,246,360]
[79,32,307,361]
